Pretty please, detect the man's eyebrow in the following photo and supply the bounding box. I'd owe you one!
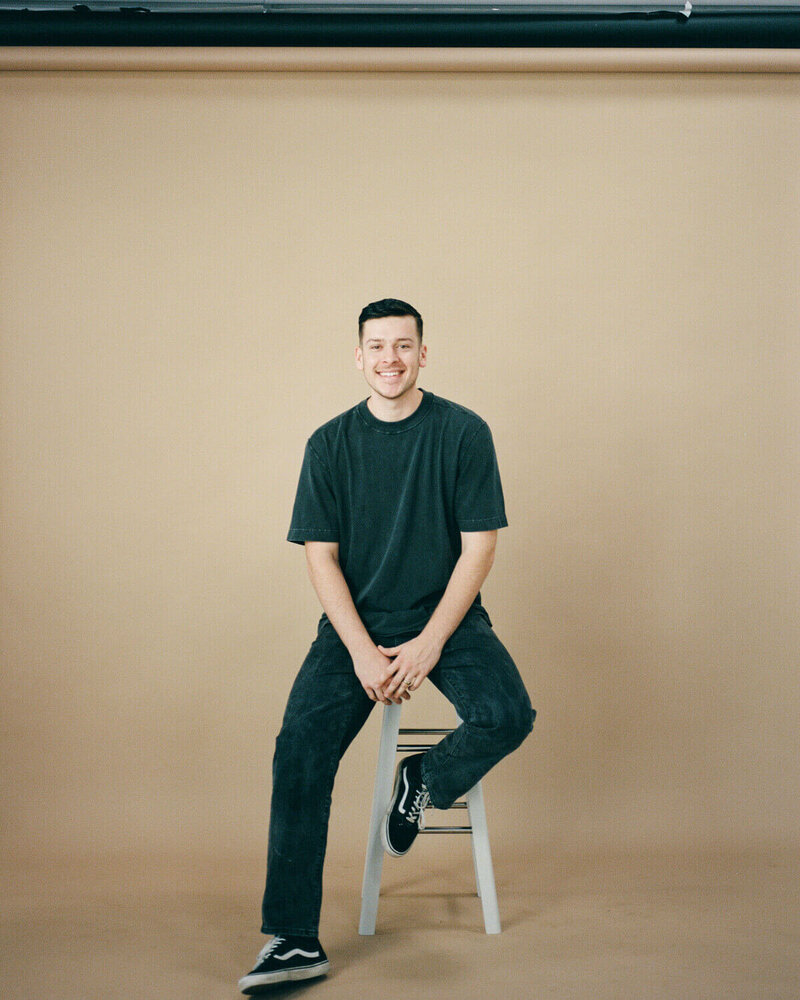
[363,336,414,346]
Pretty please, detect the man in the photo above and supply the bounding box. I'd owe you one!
[239,298,535,992]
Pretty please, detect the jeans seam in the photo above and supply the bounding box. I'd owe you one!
[262,692,364,936]
[420,670,471,809]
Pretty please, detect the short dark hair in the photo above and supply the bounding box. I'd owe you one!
[358,298,423,342]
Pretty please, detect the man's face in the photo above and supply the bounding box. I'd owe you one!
[355,315,427,401]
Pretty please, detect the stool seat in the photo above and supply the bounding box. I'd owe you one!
[359,702,501,935]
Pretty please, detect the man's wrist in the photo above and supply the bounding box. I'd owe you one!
[343,629,378,660]
[419,621,448,655]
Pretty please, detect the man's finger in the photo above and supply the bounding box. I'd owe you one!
[384,655,407,677]
[385,672,407,694]
[384,673,412,701]
[378,679,396,699]
[377,644,401,656]
[397,681,413,701]
[368,685,387,704]
[377,678,404,704]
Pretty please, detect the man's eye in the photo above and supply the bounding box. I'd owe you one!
[370,345,381,350]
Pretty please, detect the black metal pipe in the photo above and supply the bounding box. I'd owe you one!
[1,10,799,47]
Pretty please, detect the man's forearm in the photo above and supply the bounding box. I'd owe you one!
[419,542,496,652]
[304,546,375,658]
[305,543,402,705]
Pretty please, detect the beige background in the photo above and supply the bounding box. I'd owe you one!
[1,67,799,998]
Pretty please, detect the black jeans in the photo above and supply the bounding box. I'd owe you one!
[260,607,535,937]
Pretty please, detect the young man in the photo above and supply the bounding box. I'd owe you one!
[239,298,535,992]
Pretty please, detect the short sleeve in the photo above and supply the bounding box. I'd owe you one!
[287,439,340,544]
[454,422,508,531]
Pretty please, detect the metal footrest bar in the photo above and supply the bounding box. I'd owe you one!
[398,726,455,753]
[399,728,454,734]
[420,827,473,833]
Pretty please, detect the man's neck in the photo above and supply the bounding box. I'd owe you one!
[366,387,424,423]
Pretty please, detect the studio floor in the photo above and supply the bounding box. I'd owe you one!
[3,844,798,1000]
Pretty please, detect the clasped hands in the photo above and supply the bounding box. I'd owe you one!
[354,633,443,705]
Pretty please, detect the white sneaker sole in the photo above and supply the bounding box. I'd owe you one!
[380,760,411,858]
[238,959,331,992]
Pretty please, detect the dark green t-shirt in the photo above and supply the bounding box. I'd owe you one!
[287,389,507,636]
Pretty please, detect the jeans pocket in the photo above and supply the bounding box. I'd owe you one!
[444,607,494,650]
[303,625,354,676]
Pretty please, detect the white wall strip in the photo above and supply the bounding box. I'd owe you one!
[1,46,799,72]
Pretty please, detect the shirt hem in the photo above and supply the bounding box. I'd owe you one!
[287,530,339,544]
[456,515,508,530]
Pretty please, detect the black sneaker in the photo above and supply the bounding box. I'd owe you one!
[238,935,330,993]
[381,753,431,857]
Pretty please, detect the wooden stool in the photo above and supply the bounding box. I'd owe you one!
[359,702,501,935]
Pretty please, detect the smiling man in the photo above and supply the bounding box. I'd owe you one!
[239,298,535,993]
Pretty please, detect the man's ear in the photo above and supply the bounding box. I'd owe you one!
[355,344,364,370]
[419,344,427,368]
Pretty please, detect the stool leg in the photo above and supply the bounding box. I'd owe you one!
[452,715,485,900]
[470,816,483,900]
[359,703,401,934]
[465,780,501,934]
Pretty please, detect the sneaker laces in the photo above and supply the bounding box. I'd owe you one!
[256,934,286,963]
[406,784,431,828]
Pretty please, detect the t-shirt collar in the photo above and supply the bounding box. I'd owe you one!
[356,388,435,434]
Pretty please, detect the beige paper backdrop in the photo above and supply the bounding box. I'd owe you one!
[1,70,799,869]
